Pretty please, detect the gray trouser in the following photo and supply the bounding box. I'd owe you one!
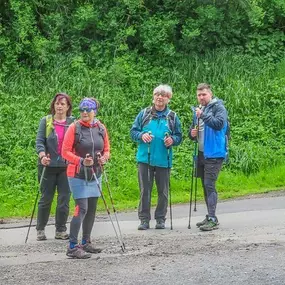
[69,197,98,244]
[36,166,70,232]
[138,163,169,221]
[197,151,223,218]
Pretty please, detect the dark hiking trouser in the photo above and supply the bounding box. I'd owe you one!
[197,151,223,218]
[69,197,98,244]
[138,163,169,222]
[36,166,70,232]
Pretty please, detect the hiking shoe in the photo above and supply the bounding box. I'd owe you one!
[66,245,92,259]
[199,218,219,231]
[37,230,47,241]
[155,219,165,229]
[196,215,208,228]
[138,220,149,230]
[55,231,69,240]
[82,243,102,254]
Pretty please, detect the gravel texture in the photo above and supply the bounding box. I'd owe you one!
[1,192,285,285]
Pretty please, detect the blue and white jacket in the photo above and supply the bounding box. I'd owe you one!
[189,98,228,159]
[130,106,182,168]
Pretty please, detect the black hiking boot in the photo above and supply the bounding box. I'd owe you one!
[138,220,149,230]
[196,215,208,228]
[197,215,219,227]
[199,217,219,231]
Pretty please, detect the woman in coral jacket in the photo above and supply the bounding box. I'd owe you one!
[62,97,110,259]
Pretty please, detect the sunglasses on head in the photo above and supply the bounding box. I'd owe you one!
[79,107,93,113]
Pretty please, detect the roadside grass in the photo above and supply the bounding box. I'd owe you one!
[1,51,285,219]
[1,164,284,219]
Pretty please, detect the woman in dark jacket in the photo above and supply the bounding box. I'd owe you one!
[35,93,74,241]
[62,97,110,259]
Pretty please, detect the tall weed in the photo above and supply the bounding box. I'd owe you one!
[1,50,285,217]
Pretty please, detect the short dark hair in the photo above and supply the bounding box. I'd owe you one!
[197,83,212,92]
[50,93,72,116]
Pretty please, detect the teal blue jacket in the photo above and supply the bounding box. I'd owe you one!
[130,106,182,168]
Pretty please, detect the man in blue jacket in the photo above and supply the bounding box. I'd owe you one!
[131,84,182,230]
[189,83,228,231]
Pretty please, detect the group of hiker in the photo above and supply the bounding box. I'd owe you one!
[35,83,228,259]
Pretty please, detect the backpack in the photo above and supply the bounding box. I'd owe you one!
[73,120,106,148]
[45,115,75,138]
[45,115,54,138]
[226,119,230,141]
[141,106,176,134]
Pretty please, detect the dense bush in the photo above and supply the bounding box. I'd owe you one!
[0,0,285,69]
[0,0,285,217]
[1,50,285,217]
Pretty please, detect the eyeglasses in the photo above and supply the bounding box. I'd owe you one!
[154,92,169,98]
[79,107,93,113]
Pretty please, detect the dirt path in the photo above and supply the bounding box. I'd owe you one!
[1,193,285,285]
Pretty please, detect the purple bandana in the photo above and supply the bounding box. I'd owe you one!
[79,98,97,112]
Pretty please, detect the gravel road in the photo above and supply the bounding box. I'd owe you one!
[1,193,285,285]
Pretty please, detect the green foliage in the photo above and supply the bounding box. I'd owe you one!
[0,0,285,217]
[140,13,178,56]
[1,0,285,68]
[246,31,285,60]
[1,49,285,218]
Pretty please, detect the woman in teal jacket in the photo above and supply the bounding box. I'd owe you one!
[130,84,182,230]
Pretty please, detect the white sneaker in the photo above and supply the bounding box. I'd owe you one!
[37,230,47,241]
[55,231,69,240]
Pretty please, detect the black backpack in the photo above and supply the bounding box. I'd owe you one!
[141,106,176,134]
[73,120,106,148]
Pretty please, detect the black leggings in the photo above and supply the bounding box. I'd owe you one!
[69,197,98,244]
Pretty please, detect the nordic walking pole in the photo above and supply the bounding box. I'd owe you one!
[188,107,199,228]
[193,142,198,212]
[97,153,126,250]
[90,163,125,253]
[165,132,173,230]
[147,131,152,185]
[187,142,197,229]
[146,131,152,215]
[25,159,48,243]
[193,109,200,212]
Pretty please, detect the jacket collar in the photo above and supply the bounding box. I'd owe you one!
[151,105,170,118]
[78,118,100,128]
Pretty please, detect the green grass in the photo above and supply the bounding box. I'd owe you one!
[1,50,285,218]
[1,164,285,218]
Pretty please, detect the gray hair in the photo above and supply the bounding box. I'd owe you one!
[153,84,173,98]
